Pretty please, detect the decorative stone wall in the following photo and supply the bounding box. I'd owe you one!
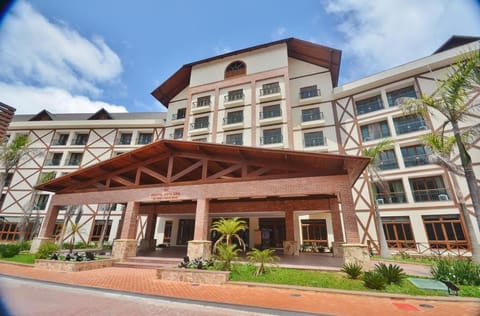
[283,240,299,256]
[332,241,345,258]
[138,238,157,251]
[157,267,230,284]
[187,240,211,259]
[341,243,370,270]
[30,237,55,253]
[35,259,115,272]
[112,239,137,261]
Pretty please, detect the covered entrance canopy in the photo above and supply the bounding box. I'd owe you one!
[33,140,370,262]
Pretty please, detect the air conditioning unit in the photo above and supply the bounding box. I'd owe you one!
[376,198,385,205]
[438,194,449,201]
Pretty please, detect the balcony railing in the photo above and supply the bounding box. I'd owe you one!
[223,115,243,125]
[190,121,209,130]
[304,137,327,147]
[412,188,449,202]
[260,85,280,96]
[403,154,430,167]
[362,131,390,141]
[377,159,399,170]
[169,133,183,139]
[172,113,186,120]
[224,93,244,102]
[67,158,81,166]
[260,134,283,145]
[52,138,68,146]
[223,139,243,145]
[192,99,211,108]
[45,159,61,166]
[394,120,427,134]
[302,111,324,122]
[72,137,88,145]
[375,192,407,204]
[259,108,282,119]
[299,89,321,99]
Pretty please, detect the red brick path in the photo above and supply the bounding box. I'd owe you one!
[1,263,479,316]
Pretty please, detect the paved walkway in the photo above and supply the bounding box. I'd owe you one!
[0,262,479,315]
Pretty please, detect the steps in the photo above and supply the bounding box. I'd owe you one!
[113,256,180,269]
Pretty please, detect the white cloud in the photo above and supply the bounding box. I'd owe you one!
[0,83,127,114]
[325,0,480,81]
[213,44,232,55]
[271,26,287,40]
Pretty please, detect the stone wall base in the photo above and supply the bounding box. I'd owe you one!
[35,259,115,272]
[112,239,137,261]
[341,243,370,270]
[283,240,299,256]
[187,240,211,259]
[157,267,230,284]
[30,237,55,253]
[332,241,345,258]
[138,238,157,251]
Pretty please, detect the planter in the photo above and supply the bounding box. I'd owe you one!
[35,259,116,272]
[157,267,230,284]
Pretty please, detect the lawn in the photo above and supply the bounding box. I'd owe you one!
[0,253,36,264]
[229,264,480,298]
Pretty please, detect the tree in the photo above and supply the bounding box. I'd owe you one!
[421,132,480,263]
[210,217,247,252]
[0,135,30,188]
[363,139,394,258]
[247,248,279,276]
[404,50,480,231]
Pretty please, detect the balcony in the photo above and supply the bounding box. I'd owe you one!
[299,89,321,105]
[169,133,183,140]
[191,99,211,114]
[304,136,327,148]
[72,136,88,146]
[189,121,209,136]
[394,120,428,135]
[171,113,186,121]
[66,158,81,166]
[52,137,68,146]
[45,159,61,166]
[224,93,244,108]
[301,111,325,127]
[259,108,282,125]
[377,159,399,170]
[412,189,449,202]
[375,192,407,204]
[260,134,283,145]
[222,115,244,130]
[403,154,430,167]
[259,85,281,102]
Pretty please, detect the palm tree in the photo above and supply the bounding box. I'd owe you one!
[213,243,241,271]
[210,217,248,252]
[421,132,480,263]
[247,248,279,276]
[363,139,394,258]
[405,50,480,231]
[0,135,30,188]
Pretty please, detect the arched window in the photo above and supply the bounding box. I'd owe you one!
[225,61,246,78]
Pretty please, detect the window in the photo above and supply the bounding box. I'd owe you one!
[299,85,320,99]
[261,128,282,145]
[304,131,325,147]
[423,215,468,250]
[172,108,186,120]
[46,153,63,166]
[90,220,112,242]
[225,133,243,145]
[224,110,243,125]
[191,116,209,130]
[374,180,406,204]
[225,61,246,78]
[72,133,89,145]
[387,86,417,107]
[225,89,244,102]
[260,82,280,96]
[376,149,398,170]
[301,219,328,247]
[173,128,183,140]
[53,133,69,145]
[401,145,430,167]
[260,104,281,119]
[410,176,449,202]
[163,221,173,244]
[0,222,19,241]
[117,133,132,145]
[33,194,49,210]
[360,121,390,141]
[3,173,13,187]
[137,132,153,145]
[67,153,83,166]
[382,217,415,249]
[355,95,383,115]
[301,108,323,122]
[194,96,211,108]
[394,115,427,134]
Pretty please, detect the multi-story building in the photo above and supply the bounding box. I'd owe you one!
[2,36,479,258]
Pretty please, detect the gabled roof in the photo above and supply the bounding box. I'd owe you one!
[36,140,368,194]
[88,108,113,120]
[434,35,480,54]
[151,38,342,107]
[29,109,53,121]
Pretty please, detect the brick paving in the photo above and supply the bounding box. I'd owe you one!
[1,262,479,316]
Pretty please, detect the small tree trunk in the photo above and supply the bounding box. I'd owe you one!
[98,205,112,249]
[369,173,391,258]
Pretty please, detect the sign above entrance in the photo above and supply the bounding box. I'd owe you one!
[151,191,181,201]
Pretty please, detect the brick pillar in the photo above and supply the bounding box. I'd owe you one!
[112,201,139,260]
[329,197,345,257]
[30,205,61,253]
[283,209,299,255]
[188,198,211,259]
[339,188,360,243]
[139,212,157,251]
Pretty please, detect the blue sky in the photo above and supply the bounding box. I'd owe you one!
[0,0,479,114]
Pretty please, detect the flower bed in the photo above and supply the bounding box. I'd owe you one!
[35,258,116,272]
[157,267,230,284]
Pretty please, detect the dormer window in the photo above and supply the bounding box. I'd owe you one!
[225,61,246,78]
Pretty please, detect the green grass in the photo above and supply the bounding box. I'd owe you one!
[372,255,438,265]
[0,253,36,264]
[230,264,479,297]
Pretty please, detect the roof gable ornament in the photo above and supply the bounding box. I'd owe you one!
[29,109,53,121]
[88,108,113,120]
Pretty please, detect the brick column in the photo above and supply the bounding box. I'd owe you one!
[30,205,61,253]
[283,209,299,255]
[329,197,345,257]
[339,188,360,243]
[188,198,212,259]
[112,201,139,260]
[139,212,157,251]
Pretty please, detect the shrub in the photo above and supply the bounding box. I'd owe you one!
[431,258,480,286]
[0,244,21,258]
[247,248,279,276]
[213,243,240,271]
[35,242,59,259]
[178,257,214,269]
[17,240,32,251]
[363,271,387,290]
[374,263,405,285]
[341,262,363,279]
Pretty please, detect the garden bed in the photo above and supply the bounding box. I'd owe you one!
[35,258,116,272]
[157,267,230,284]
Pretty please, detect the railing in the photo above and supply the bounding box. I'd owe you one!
[224,93,244,102]
[169,133,183,140]
[367,240,471,257]
[375,192,407,204]
[52,138,68,146]
[302,111,324,122]
[259,108,282,119]
[403,154,430,167]
[67,159,81,166]
[190,121,209,130]
[299,89,321,99]
[377,159,399,170]
[223,115,243,125]
[137,137,152,145]
[260,134,283,145]
[362,131,390,141]
[394,120,427,134]
[171,113,186,120]
[45,159,61,166]
[72,137,88,145]
[412,188,449,202]
[304,137,327,147]
[222,140,243,145]
[260,85,280,96]
[192,99,211,108]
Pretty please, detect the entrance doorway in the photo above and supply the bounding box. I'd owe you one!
[259,218,285,249]
[177,219,194,245]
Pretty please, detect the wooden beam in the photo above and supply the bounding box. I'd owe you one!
[171,160,203,182]
[208,163,243,179]
[139,166,168,183]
